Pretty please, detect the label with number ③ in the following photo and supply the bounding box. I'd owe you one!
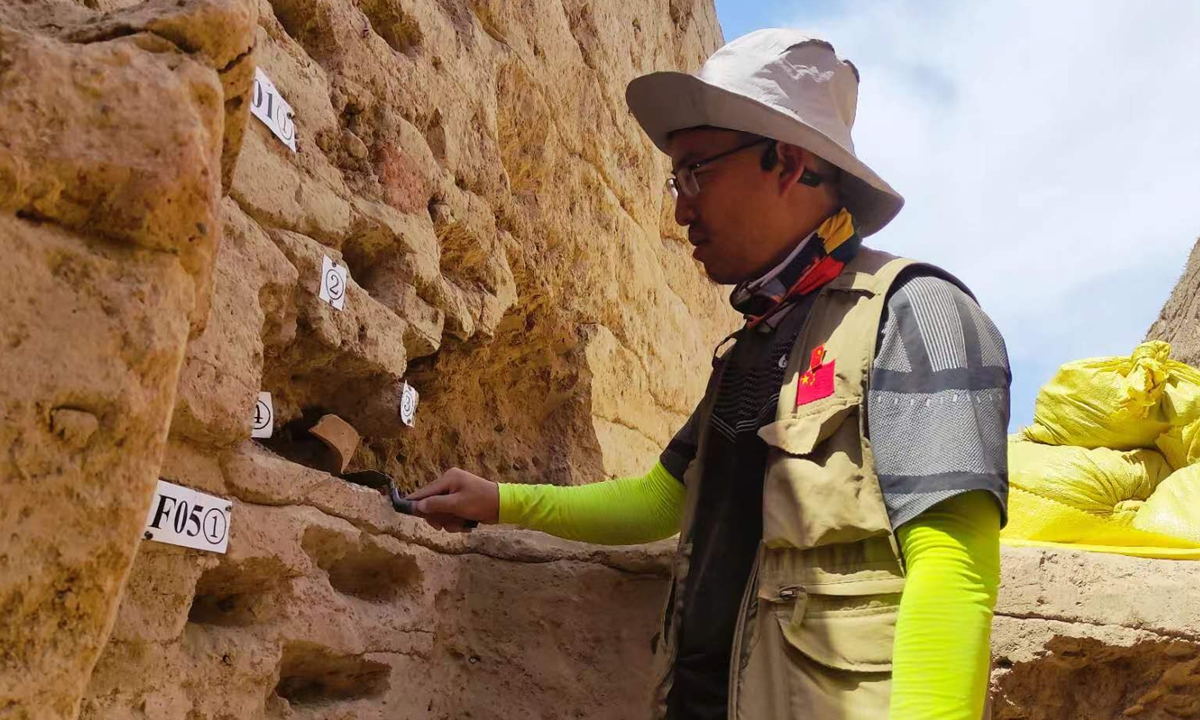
[143,480,232,554]
[250,67,297,152]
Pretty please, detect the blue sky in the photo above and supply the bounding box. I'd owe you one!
[714,0,1200,428]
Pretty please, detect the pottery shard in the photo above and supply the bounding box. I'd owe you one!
[309,414,362,474]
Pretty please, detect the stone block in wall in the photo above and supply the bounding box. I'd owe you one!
[346,197,442,285]
[0,217,193,719]
[366,272,445,359]
[59,0,260,193]
[0,6,249,334]
[229,22,357,246]
[0,2,255,715]
[991,547,1200,719]
[160,439,231,497]
[108,544,220,645]
[997,547,1200,636]
[261,229,412,433]
[232,126,355,247]
[173,199,299,446]
[219,442,463,552]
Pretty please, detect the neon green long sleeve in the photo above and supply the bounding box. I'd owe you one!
[891,490,1002,720]
[497,462,685,545]
[501,464,1000,720]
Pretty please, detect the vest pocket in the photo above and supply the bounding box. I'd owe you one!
[757,398,856,454]
[735,580,900,720]
[757,401,893,549]
[764,583,900,672]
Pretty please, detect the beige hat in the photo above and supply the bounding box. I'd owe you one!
[626,29,903,237]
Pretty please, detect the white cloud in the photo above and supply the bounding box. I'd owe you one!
[785,0,1200,423]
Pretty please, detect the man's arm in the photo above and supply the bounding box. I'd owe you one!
[868,272,1011,719]
[890,490,1001,720]
[404,462,686,544]
[497,462,685,544]
[409,399,701,540]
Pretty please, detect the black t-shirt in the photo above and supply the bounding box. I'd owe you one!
[661,297,807,720]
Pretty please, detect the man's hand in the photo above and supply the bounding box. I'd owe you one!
[406,468,500,533]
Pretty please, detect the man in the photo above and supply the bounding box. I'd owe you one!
[409,29,1009,720]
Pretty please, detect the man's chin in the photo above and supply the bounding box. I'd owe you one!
[694,247,744,285]
[701,262,740,286]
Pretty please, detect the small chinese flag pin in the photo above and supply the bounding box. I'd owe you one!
[810,345,826,370]
[796,345,835,407]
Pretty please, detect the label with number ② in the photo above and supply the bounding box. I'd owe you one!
[250,67,297,152]
[318,255,348,311]
[143,480,232,554]
[252,391,274,439]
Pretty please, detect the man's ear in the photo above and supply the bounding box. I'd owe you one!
[775,142,808,193]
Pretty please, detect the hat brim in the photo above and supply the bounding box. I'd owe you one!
[626,71,904,237]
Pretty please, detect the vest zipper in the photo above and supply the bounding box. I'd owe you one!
[726,543,762,718]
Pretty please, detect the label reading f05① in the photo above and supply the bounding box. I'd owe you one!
[143,480,232,554]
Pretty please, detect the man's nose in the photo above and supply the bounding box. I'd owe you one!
[674,193,696,227]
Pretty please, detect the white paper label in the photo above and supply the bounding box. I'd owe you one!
[400,382,419,427]
[252,391,274,439]
[250,68,297,152]
[143,480,232,554]
[318,255,348,310]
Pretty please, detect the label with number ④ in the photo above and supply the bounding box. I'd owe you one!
[252,391,274,439]
[143,480,233,554]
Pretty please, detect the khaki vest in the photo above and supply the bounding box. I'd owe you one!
[652,248,950,720]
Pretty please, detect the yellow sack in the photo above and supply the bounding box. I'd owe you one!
[1001,488,1200,558]
[1155,374,1200,469]
[1007,440,1170,523]
[1133,465,1200,544]
[1022,342,1174,449]
[1002,439,1200,559]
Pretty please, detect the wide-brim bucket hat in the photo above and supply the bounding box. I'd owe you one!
[626,29,903,237]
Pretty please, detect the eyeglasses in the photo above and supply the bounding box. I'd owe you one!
[666,137,773,199]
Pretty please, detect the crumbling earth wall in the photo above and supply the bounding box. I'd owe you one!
[0,0,258,716]
[1,0,728,717]
[3,0,1200,718]
[991,548,1200,720]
